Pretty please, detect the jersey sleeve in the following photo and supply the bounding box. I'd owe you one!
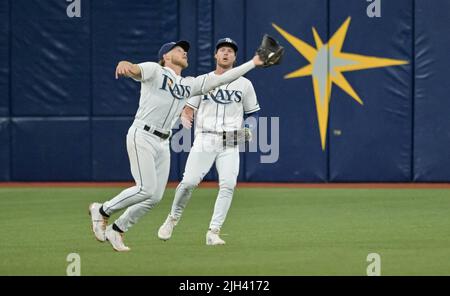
[133,62,159,82]
[189,60,255,97]
[186,95,202,110]
[188,74,209,97]
[243,81,260,114]
[185,75,204,110]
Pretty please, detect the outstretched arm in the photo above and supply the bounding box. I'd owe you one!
[115,61,142,80]
[190,54,264,97]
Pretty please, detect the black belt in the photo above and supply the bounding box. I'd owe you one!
[202,130,239,146]
[144,125,170,140]
[202,130,237,138]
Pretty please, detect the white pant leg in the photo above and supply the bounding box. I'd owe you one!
[102,127,158,216]
[209,146,239,230]
[115,141,171,232]
[170,134,217,220]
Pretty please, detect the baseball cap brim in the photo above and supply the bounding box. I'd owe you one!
[158,40,191,61]
[173,40,190,53]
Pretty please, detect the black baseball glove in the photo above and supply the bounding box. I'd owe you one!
[256,34,284,67]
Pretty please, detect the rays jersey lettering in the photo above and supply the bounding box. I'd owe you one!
[132,62,194,132]
[187,71,260,134]
[202,89,242,104]
[160,74,191,100]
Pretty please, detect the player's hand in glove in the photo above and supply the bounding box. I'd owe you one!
[254,34,284,68]
[180,106,194,129]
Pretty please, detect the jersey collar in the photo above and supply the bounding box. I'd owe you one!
[163,66,181,79]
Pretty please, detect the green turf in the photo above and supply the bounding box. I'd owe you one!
[0,187,449,275]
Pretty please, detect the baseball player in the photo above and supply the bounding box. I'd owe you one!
[88,39,271,252]
[157,38,260,245]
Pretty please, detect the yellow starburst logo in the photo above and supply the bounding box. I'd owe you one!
[272,17,408,150]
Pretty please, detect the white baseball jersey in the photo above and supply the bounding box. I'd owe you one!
[99,60,257,235]
[132,62,191,133]
[186,71,260,134]
[132,61,256,134]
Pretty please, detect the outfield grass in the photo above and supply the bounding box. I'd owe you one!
[0,186,449,275]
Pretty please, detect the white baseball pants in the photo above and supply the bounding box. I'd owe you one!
[170,133,240,230]
[102,125,170,232]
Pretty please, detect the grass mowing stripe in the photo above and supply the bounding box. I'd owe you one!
[0,187,449,275]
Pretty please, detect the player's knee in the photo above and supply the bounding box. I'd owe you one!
[219,179,237,191]
[140,185,156,199]
[151,193,164,204]
[180,177,201,190]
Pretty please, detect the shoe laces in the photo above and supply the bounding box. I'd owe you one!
[94,217,108,231]
[118,232,127,247]
[210,228,220,234]
[167,215,178,226]
[102,217,109,230]
[108,227,125,242]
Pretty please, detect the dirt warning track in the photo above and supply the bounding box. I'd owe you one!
[0,182,449,189]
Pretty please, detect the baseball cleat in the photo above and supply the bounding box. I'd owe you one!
[88,202,108,242]
[158,214,178,241]
[105,225,130,252]
[206,228,226,246]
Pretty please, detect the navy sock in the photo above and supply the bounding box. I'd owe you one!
[99,206,110,218]
[112,223,124,233]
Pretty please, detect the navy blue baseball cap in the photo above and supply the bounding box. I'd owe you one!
[158,40,190,60]
[215,38,238,53]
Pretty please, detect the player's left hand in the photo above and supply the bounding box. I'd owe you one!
[255,34,284,67]
[252,54,264,67]
[180,106,194,129]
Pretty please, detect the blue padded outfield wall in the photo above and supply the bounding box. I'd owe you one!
[0,0,449,182]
